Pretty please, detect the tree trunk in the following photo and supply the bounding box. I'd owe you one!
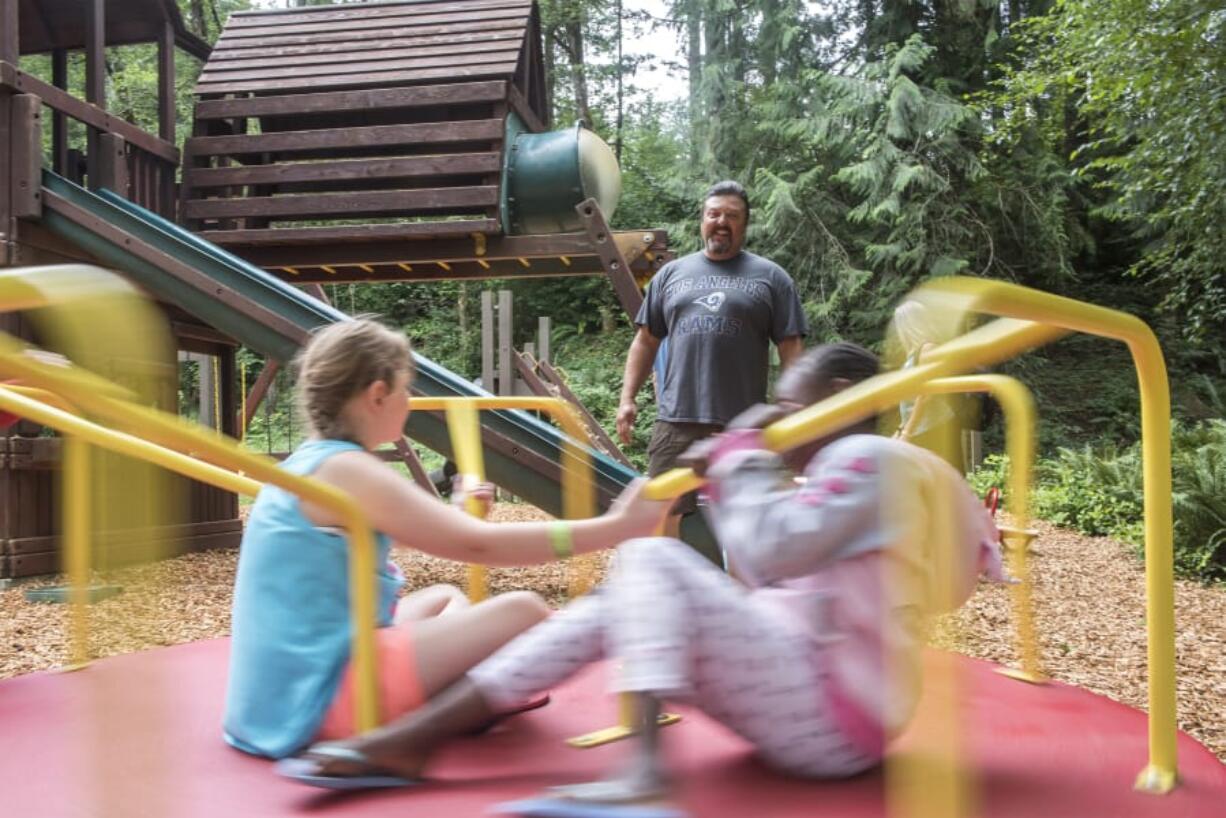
[190,0,208,39]
[687,1,703,162]
[703,3,727,172]
[564,20,593,126]
[543,24,557,124]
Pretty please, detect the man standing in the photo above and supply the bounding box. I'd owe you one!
[616,181,807,523]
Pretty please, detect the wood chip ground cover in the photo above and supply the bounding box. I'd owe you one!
[2,508,1222,762]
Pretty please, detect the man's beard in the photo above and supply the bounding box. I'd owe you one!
[705,233,733,254]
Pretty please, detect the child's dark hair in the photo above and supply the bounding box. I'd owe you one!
[778,342,880,433]
[782,343,879,397]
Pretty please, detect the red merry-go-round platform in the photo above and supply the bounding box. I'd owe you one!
[0,638,1222,818]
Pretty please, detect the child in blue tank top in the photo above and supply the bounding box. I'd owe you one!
[224,319,668,759]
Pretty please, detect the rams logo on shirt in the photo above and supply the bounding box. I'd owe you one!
[692,292,726,312]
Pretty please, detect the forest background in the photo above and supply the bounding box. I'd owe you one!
[19,0,1226,578]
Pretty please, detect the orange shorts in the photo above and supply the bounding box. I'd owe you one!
[315,619,426,740]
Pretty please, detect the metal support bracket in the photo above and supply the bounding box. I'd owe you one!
[576,198,644,320]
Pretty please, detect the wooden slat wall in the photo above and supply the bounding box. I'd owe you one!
[183,0,550,241]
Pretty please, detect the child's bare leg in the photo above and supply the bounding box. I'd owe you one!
[297,590,606,780]
[297,677,498,780]
[393,583,471,623]
[412,590,551,697]
[550,537,690,802]
[295,591,549,779]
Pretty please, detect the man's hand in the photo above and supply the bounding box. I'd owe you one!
[617,327,660,446]
[616,400,638,445]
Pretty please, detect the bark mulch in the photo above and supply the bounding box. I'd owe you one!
[2,509,1222,762]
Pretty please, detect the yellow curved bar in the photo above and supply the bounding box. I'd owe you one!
[5,386,98,669]
[0,386,261,497]
[641,320,1063,498]
[444,400,490,601]
[410,396,599,595]
[910,277,1176,793]
[921,375,1042,683]
[631,276,1175,793]
[0,352,383,734]
[0,386,264,669]
[0,384,263,668]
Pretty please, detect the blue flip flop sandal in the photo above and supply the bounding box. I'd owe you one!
[489,797,688,818]
[275,746,420,790]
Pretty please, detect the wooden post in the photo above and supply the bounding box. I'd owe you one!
[157,21,176,218]
[10,94,42,218]
[51,50,68,176]
[497,290,513,397]
[0,0,16,264]
[238,359,280,434]
[576,198,643,320]
[480,290,494,392]
[0,0,16,62]
[97,134,128,197]
[157,22,175,143]
[513,349,553,397]
[393,437,439,497]
[85,0,106,189]
[70,149,88,185]
[538,316,551,364]
[219,347,237,437]
[300,283,329,303]
[196,353,215,430]
[537,358,634,468]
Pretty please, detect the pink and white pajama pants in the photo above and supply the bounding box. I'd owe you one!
[467,537,877,778]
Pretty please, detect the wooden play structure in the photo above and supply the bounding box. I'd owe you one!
[2,3,1223,817]
[180,0,666,307]
[0,0,667,578]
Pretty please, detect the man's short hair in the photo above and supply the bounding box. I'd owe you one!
[703,180,750,223]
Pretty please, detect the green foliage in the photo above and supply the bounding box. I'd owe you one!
[989,0,1226,346]
[966,452,1009,497]
[1032,445,1145,543]
[971,420,1226,582]
[550,326,656,472]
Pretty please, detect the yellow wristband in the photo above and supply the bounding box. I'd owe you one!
[549,521,573,561]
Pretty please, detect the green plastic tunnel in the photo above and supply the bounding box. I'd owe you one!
[501,120,622,235]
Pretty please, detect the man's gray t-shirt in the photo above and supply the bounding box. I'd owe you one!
[636,250,807,425]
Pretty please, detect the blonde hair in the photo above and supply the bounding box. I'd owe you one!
[893,299,946,354]
[294,318,413,440]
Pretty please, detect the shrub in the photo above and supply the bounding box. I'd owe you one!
[968,420,1226,582]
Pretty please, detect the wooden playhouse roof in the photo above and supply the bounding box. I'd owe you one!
[195,0,547,122]
[17,0,211,59]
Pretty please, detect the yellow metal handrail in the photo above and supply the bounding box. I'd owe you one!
[0,265,384,734]
[0,354,385,732]
[0,386,263,663]
[912,278,1176,794]
[0,386,260,497]
[409,396,598,597]
[642,277,1177,794]
[921,375,1042,684]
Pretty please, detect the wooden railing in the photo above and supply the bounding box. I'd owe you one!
[0,61,179,220]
